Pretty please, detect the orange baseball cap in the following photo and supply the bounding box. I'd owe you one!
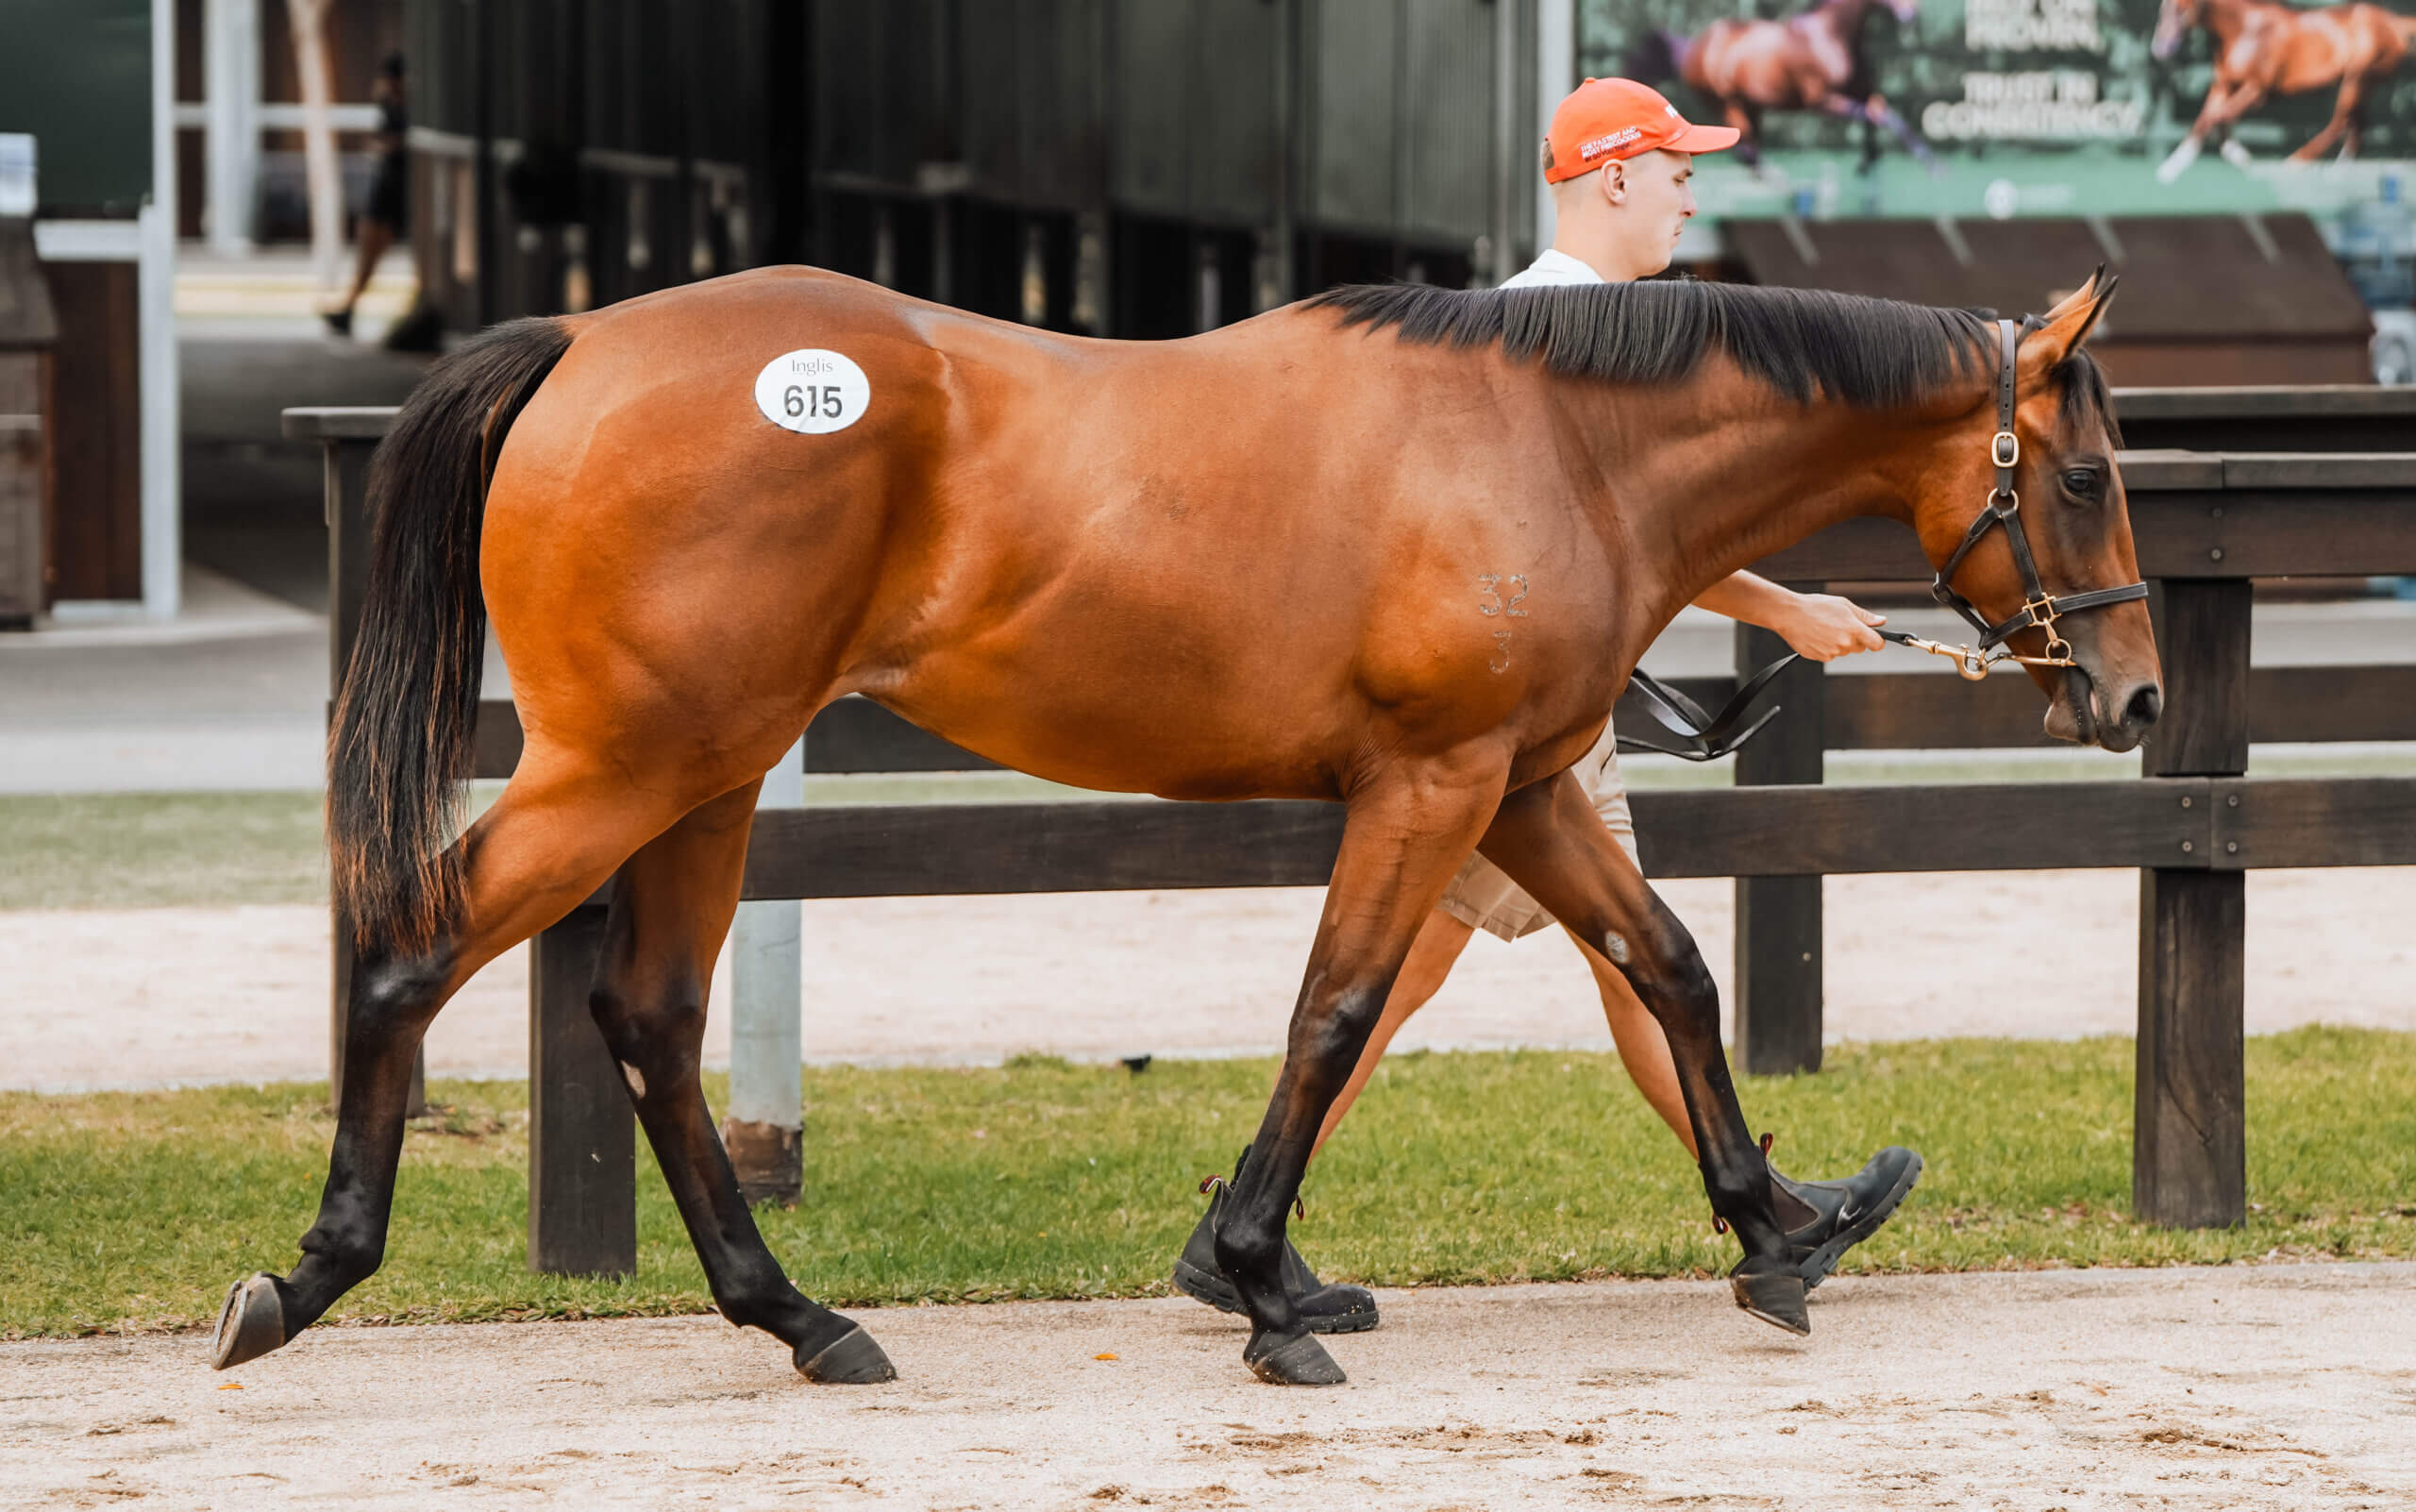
[1543,77,1740,183]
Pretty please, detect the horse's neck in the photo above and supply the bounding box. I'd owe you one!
[1565,382,1941,637]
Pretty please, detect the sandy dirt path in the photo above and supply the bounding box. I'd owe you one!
[8,867,2413,1091]
[5,1263,2409,1509]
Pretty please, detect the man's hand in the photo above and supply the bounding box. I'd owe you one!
[1690,572,1888,661]
[1775,592,1887,662]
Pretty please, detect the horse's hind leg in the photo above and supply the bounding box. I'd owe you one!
[1479,769,1805,1335]
[1216,757,1505,1386]
[212,754,700,1369]
[588,781,893,1383]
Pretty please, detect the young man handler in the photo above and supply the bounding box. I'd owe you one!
[1175,78,1923,1333]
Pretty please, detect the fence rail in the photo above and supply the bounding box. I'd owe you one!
[289,386,2416,1273]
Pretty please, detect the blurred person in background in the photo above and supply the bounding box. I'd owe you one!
[324,53,410,342]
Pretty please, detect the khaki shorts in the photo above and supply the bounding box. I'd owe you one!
[1439,720,1637,942]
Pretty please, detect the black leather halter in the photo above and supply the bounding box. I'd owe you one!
[1903,317,2150,674]
[1623,315,2149,760]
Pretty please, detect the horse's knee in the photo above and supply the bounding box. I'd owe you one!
[1595,917,1720,1041]
[588,975,707,1101]
[1285,986,1387,1078]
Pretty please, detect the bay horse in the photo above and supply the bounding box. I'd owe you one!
[210,266,2159,1388]
[2154,0,2416,181]
[1625,0,1938,173]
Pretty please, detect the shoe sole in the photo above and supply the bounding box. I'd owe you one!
[1800,1151,1923,1290]
[1171,1258,1381,1335]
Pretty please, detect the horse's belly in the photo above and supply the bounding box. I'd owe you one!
[869,660,1347,802]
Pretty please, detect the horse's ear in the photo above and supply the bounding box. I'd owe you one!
[2029,268,2118,367]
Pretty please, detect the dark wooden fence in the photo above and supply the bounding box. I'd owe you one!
[289,385,2416,1270]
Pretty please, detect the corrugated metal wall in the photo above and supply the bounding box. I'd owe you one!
[409,0,1534,334]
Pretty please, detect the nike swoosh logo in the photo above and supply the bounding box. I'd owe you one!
[1837,1199,1867,1225]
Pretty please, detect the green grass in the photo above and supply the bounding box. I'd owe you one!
[5,1030,2411,1338]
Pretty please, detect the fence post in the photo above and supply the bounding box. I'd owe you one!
[528,899,637,1274]
[2136,579,2249,1228]
[1732,614,1826,1074]
[323,430,422,1117]
[724,739,805,1205]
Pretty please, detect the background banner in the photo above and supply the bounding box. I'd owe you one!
[1580,0,2416,227]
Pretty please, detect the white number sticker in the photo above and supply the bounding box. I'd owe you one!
[753,348,870,434]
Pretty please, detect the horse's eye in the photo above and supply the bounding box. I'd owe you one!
[2061,468,2101,498]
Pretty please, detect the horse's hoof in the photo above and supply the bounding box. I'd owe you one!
[795,1325,897,1385]
[210,1273,287,1369]
[1244,1328,1346,1386]
[1731,1268,1811,1336]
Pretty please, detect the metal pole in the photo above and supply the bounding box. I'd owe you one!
[725,738,804,1205]
[1534,0,1574,259]
[204,0,260,254]
[1489,0,1520,284]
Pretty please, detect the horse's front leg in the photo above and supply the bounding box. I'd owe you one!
[2162,77,2265,179]
[1216,755,1506,1386]
[1478,769,1807,1335]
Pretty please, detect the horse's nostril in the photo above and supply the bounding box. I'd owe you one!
[2125,685,2164,730]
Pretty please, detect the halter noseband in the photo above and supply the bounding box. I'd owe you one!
[1886,317,2150,680]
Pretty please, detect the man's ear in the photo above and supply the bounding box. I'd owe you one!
[1600,160,1626,206]
[2027,266,2118,369]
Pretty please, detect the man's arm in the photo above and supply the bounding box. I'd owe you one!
[1692,570,1886,662]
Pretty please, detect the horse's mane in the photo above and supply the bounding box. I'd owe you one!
[1310,277,1998,412]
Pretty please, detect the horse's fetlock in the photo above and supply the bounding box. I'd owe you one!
[1214,1216,1281,1283]
[713,1277,797,1335]
[298,1223,384,1287]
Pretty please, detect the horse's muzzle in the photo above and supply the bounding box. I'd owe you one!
[2048,664,2162,752]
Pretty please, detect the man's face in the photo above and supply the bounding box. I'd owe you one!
[1603,150,1697,274]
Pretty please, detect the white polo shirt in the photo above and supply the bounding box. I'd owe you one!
[1499,248,1605,290]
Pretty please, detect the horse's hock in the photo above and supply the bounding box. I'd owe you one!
[287,387,2416,1270]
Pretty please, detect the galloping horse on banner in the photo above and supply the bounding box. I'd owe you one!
[1625,0,1937,173]
[2155,0,2416,180]
[211,265,2158,1389]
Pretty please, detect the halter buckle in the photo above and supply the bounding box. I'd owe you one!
[2020,594,2057,630]
[1990,430,2020,468]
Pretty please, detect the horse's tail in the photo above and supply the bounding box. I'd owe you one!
[1623,27,1686,85]
[327,316,573,956]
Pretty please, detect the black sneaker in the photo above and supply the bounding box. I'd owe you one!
[1170,1147,1379,1335]
[1770,1146,1922,1289]
[322,308,353,338]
